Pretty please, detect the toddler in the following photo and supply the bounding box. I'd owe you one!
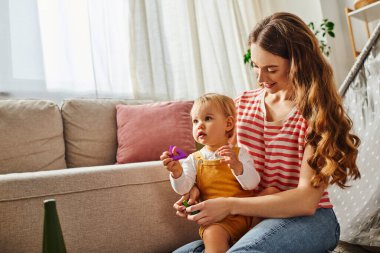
[160,93,260,252]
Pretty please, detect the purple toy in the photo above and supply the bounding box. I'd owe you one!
[169,145,187,161]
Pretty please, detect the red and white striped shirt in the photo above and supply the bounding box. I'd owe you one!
[235,88,332,208]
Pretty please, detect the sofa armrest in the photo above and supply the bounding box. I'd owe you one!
[0,161,199,253]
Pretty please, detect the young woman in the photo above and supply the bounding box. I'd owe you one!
[173,12,360,253]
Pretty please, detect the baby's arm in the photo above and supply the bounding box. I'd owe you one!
[170,155,197,195]
[218,145,260,190]
[235,147,260,190]
[160,149,197,195]
[160,148,183,178]
[217,145,243,175]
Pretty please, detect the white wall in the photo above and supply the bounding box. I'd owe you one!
[320,0,356,87]
[259,0,323,23]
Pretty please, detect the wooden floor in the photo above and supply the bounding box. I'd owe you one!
[332,241,380,253]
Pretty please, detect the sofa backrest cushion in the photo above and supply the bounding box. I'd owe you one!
[61,99,151,168]
[0,100,66,174]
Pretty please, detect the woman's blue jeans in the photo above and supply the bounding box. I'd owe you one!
[173,208,340,253]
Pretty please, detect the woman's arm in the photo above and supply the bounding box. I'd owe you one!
[186,145,326,226]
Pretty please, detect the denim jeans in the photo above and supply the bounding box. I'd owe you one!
[173,208,340,253]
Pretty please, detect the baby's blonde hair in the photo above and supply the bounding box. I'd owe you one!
[191,93,236,138]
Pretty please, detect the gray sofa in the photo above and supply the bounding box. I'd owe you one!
[0,99,198,253]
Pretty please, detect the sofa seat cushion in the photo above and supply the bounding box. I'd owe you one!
[0,100,66,174]
[61,99,152,168]
[0,162,199,252]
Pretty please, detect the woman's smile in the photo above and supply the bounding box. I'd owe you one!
[263,82,277,89]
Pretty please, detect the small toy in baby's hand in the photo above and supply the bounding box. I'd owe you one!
[182,200,200,215]
[169,145,187,161]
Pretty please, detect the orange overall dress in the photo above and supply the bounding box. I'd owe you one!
[194,147,254,244]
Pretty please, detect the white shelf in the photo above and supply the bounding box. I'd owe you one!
[348,1,380,22]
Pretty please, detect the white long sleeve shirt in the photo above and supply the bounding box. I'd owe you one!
[170,146,260,195]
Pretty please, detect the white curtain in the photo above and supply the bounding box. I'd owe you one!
[36,0,261,100]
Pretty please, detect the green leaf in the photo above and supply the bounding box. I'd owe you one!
[328,31,335,38]
[243,49,251,65]
[326,22,334,29]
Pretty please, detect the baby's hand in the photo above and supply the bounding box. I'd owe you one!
[217,145,243,175]
[160,147,183,178]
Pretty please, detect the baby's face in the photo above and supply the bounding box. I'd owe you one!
[191,103,229,149]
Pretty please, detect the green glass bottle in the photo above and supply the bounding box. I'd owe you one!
[42,199,67,253]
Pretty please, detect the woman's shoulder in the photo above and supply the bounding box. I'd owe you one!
[235,88,264,103]
[292,109,308,126]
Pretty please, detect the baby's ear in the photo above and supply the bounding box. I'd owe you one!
[226,116,234,130]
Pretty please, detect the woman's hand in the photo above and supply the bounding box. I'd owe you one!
[185,197,231,226]
[173,185,201,218]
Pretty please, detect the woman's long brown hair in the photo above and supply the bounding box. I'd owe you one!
[248,12,360,188]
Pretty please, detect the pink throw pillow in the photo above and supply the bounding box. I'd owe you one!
[116,101,195,163]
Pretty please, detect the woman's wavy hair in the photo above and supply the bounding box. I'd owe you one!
[248,12,360,188]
